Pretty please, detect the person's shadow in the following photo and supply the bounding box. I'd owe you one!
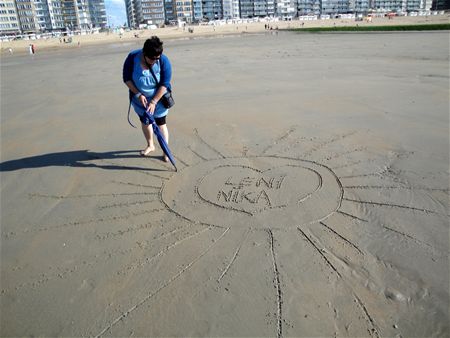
[0,150,169,172]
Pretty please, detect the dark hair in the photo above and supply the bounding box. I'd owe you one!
[143,36,163,58]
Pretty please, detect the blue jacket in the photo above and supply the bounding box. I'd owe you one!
[122,49,172,101]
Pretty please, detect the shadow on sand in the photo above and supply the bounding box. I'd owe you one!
[0,150,169,172]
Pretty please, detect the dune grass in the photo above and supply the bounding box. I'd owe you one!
[286,23,450,32]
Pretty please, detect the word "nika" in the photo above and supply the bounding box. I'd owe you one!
[217,175,286,205]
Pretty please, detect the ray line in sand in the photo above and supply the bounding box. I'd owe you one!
[267,229,283,338]
[117,226,211,276]
[1,245,136,295]
[330,159,368,170]
[336,210,368,222]
[96,221,190,242]
[159,184,227,230]
[297,227,342,278]
[95,214,196,241]
[260,126,297,156]
[217,228,252,283]
[382,224,449,255]
[320,146,366,162]
[97,199,160,210]
[188,145,209,161]
[136,170,171,180]
[19,225,197,291]
[173,154,189,167]
[343,198,438,214]
[29,192,155,199]
[193,128,226,158]
[4,208,166,238]
[88,156,172,176]
[111,181,162,189]
[344,185,449,193]
[94,227,230,338]
[139,225,189,246]
[353,293,381,338]
[339,172,384,179]
[319,221,364,255]
[95,221,156,240]
[303,131,358,158]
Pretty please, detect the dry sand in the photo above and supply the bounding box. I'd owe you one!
[1,14,449,55]
[1,26,449,337]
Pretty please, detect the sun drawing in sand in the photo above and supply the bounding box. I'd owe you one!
[2,127,448,337]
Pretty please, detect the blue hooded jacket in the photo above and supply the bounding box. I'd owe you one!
[122,49,172,101]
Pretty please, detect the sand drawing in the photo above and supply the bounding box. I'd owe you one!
[1,127,448,337]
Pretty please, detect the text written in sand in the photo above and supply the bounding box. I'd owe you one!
[217,175,286,206]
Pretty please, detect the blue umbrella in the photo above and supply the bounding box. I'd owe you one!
[144,111,177,171]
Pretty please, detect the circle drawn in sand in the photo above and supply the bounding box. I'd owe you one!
[162,156,343,229]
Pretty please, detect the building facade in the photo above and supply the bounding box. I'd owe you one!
[0,0,106,34]
[431,0,450,9]
[0,0,20,33]
[123,0,438,27]
[126,0,165,26]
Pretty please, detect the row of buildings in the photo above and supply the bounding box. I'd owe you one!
[0,0,106,35]
[0,0,447,34]
[126,0,447,26]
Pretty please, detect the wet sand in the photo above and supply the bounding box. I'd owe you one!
[1,30,449,336]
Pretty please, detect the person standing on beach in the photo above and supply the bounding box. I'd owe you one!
[122,36,173,161]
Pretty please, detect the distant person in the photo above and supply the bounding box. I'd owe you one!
[122,36,173,161]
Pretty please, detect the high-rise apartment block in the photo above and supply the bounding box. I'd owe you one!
[0,0,106,35]
[125,0,165,26]
[125,0,438,27]
[0,1,20,34]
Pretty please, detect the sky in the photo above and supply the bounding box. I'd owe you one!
[105,0,128,27]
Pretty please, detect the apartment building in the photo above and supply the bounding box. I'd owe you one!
[15,0,39,32]
[123,0,438,27]
[163,0,176,22]
[125,0,137,26]
[277,0,296,18]
[0,0,106,35]
[297,0,321,15]
[89,0,106,28]
[371,0,422,12]
[126,0,165,26]
[222,0,240,18]
[431,0,450,9]
[201,0,223,19]
[174,0,193,22]
[0,0,20,33]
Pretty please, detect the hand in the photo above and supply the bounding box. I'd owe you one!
[139,95,148,109]
[147,100,156,114]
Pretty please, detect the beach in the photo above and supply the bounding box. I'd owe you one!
[1,14,449,55]
[1,26,449,336]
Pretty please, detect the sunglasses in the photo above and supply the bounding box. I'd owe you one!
[145,55,161,61]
